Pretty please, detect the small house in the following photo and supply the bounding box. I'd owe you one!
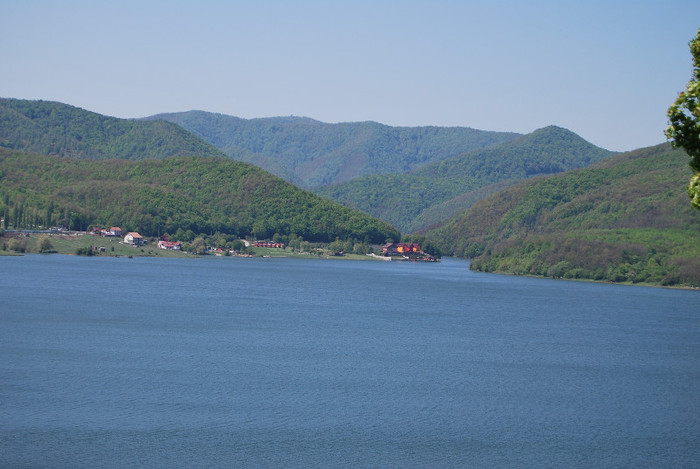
[158,240,181,250]
[110,227,123,237]
[382,243,398,256]
[124,232,144,246]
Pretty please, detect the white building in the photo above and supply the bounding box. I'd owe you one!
[124,232,144,246]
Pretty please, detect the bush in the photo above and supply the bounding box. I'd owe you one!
[75,246,94,256]
[8,238,26,253]
[547,261,571,278]
[38,235,53,253]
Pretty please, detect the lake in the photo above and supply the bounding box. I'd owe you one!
[1,255,698,468]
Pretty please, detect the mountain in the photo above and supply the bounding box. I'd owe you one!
[0,98,225,159]
[317,126,615,233]
[0,148,400,244]
[427,143,700,287]
[146,110,521,188]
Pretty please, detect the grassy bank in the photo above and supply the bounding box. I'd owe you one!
[0,233,383,261]
[0,233,194,258]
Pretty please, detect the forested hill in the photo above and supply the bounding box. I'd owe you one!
[146,110,521,188]
[0,98,225,160]
[427,143,700,287]
[0,148,400,244]
[317,126,615,233]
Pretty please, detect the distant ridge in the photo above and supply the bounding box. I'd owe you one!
[317,126,615,232]
[146,110,521,188]
[0,98,225,160]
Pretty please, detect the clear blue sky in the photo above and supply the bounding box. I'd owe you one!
[1,0,698,151]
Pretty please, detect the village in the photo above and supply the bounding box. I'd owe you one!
[84,226,439,261]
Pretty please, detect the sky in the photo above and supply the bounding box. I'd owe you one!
[1,0,698,152]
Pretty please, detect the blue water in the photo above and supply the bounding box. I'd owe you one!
[1,255,698,468]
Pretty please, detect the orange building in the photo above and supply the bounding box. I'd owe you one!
[382,242,421,256]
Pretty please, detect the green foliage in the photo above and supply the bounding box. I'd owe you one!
[148,111,520,188]
[470,231,700,286]
[75,246,94,256]
[689,173,700,208]
[8,237,26,253]
[191,237,207,255]
[317,126,614,232]
[38,235,53,253]
[665,28,700,209]
[0,149,400,244]
[427,144,700,287]
[0,98,225,160]
[666,28,700,171]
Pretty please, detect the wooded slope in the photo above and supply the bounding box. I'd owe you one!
[427,144,700,287]
[0,98,225,160]
[317,126,614,233]
[147,110,521,188]
[0,148,400,244]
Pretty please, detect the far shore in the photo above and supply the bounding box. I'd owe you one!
[0,231,384,261]
[4,232,694,290]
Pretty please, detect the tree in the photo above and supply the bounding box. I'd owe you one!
[191,237,206,255]
[231,239,245,252]
[666,28,700,209]
[38,235,54,253]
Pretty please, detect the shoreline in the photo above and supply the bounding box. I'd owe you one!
[0,232,385,262]
[467,263,700,291]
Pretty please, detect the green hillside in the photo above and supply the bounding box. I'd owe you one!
[0,148,399,244]
[147,110,521,188]
[428,144,700,287]
[0,98,224,159]
[317,126,614,233]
